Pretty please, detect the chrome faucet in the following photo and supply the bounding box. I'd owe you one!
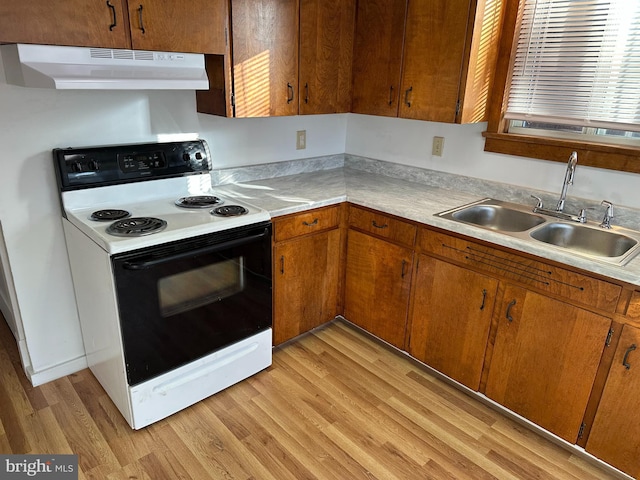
[600,200,614,229]
[556,151,578,212]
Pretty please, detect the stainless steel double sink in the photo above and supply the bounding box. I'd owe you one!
[436,198,640,266]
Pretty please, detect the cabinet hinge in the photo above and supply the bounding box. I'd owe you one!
[605,327,614,347]
[577,422,587,439]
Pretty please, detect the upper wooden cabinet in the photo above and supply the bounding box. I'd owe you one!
[0,0,130,49]
[352,0,505,123]
[230,0,299,117]
[0,0,227,54]
[128,0,228,54]
[227,0,355,117]
[351,0,407,117]
[298,0,356,115]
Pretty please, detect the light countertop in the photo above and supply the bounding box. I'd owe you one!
[217,166,640,288]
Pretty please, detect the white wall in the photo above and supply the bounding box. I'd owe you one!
[346,114,640,210]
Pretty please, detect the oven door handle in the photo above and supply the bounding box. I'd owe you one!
[122,228,269,270]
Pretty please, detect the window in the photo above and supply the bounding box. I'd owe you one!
[484,0,640,172]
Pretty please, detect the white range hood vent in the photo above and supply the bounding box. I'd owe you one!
[0,44,209,90]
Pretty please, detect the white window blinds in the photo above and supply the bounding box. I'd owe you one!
[505,0,640,132]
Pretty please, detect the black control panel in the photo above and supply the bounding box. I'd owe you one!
[53,140,210,191]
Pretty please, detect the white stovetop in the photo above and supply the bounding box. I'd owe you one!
[61,176,270,255]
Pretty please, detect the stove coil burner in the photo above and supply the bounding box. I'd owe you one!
[211,205,248,217]
[91,209,131,221]
[175,195,223,209]
[106,217,167,237]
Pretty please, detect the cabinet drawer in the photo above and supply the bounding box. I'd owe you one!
[417,228,621,313]
[274,205,341,242]
[348,206,416,246]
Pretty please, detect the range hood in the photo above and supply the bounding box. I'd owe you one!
[0,44,209,90]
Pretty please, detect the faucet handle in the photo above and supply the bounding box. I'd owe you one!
[530,195,543,211]
[600,200,614,229]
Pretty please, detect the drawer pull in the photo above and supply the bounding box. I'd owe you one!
[280,255,284,275]
[372,220,388,229]
[302,218,319,227]
[623,344,637,370]
[401,259,407,279]
[137,4,146,34]
[388,85,394,105]
[106,1,117,30]
[287,83,294,104]
[404,86,413,107]
[506,299,516,322]
[480,289,487,311]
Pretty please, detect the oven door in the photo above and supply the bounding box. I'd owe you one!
[111,221,272,386]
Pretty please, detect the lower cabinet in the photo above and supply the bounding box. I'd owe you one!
[272,205,343,345]
[484,284,612,444]
[586,324,640,478]
[408,255,499,390]
[344,229,414,349]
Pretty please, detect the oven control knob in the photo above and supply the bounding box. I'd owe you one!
[88,160,99,171]
[72,162,83,172]
[182,153,191,163]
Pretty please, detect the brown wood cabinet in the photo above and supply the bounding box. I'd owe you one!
[127,0,228,54]
[352,0,504,123]
[299,0,356,114]
[484,284,612,444]
[229,0,299,117]
[586,324,640,478]
[228,0,355,117]
[0,0,130,49]
[0,0,227,54]
[344,207,416,349]
[272,205,343,345]
[351,0,407,117]
[408,255,499,390]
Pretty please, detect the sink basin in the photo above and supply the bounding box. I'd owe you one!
[451,204,546,232]
[530,223,638,258]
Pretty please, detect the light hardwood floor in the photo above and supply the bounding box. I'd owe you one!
[0,316,622,480]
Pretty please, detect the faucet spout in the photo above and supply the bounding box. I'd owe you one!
[556,151,578,212]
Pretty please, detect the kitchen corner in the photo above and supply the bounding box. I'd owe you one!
[214,154,640,288]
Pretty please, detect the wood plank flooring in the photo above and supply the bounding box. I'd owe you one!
[0,316,623,479]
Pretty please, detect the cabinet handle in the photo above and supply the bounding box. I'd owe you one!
[106,1,117,30]
[287,83,294,104]
[137,4,146,34]
[388,86,394,106]
[401,259,407,279]
[623,344,637,370]
[480,289,487,311]
[404,86,413,107]
[371,220,388,229]
[280,255,284,274]
[304,83,309,104]
[506,299,516,322]
[302,218,318,227]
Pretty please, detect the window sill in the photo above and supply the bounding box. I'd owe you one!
[483,132,640,174]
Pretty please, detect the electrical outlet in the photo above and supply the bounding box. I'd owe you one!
[296,130,306,150]
[432,136,444,156]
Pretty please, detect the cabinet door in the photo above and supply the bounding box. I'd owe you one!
[231,0,299,117]
[351,0,407,116]
[128,0,227,54]
[398,0,471,122]
[299,0,356,114]
[0,0,130,48]
[586,325,640,478]
[344,230,413,349]
[273,229,341,345]
[408,256,498,390]
[485,285,612,443]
